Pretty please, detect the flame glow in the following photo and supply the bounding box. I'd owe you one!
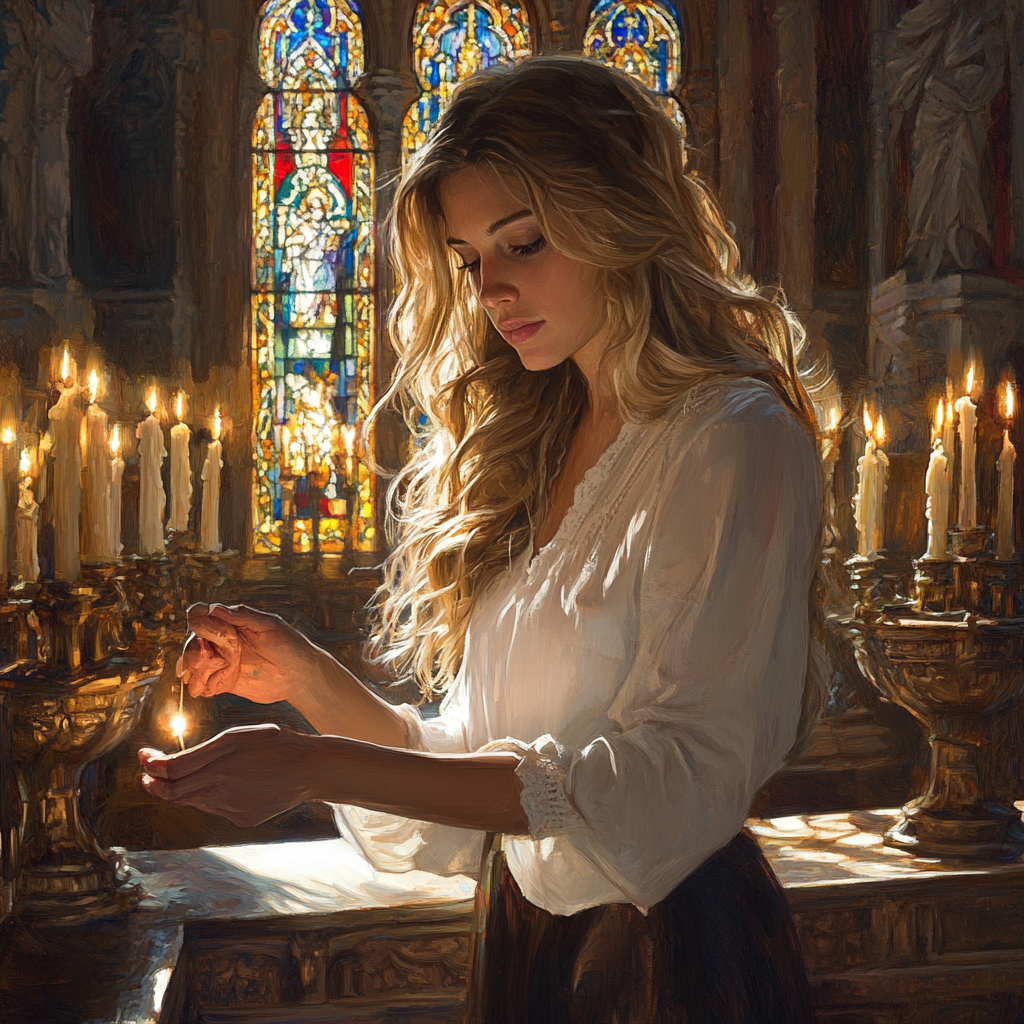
[61,348,70,382]
[966,365,975,395]
[213,406,222,441]
[863,407,873,436]
[169,713,188,740]
[147,387,158,415]
[19,448,30,475]
[1,428,13,445]
[88,369,99,405]
[176,392,184,420]
[109,423,120,456]
[828,407,840,431]
[934,399,944,439]
[875,415,886,445]
[1006,382,1015,423]
[343,425,356,456]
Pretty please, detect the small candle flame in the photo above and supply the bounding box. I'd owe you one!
[1,427,13,445]
[19,448,30,475]
[827,407,840,431]
[343,425,356,456]
[148,387,158,415]
[176,391,184,420]
[875,414,885,445]
[88,368,99,405]
[169,713,188,742]
[966,365,975,396]
[934,399,944,440]
[61,348,70,382]
[213,406,222,441]
[946,400,954,425]
[863,406,873,437]
[109,423,120,455]
[1006,382,1015,423]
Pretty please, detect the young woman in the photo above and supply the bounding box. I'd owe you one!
[142,55,824,1022]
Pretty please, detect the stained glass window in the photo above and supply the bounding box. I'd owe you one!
[403,0,532,163]
[584,0,687,136]
[252,0,376,555]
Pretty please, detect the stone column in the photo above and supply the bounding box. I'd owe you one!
[774,0,816,317]
[716,0,756,269]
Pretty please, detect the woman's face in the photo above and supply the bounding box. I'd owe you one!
[440,165,610,376]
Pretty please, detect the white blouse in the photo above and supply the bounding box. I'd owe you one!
[337,377,822,916]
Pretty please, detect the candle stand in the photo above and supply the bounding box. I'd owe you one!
[0,576,161,923]
[845,538,1024,859]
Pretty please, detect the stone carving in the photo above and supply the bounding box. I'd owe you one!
[888,0,1009,282]
[0,0,93,284]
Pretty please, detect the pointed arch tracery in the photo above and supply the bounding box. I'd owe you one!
[402,0,533,164]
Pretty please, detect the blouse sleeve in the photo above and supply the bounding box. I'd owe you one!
[332,672,484,877]
[503,386,822,912]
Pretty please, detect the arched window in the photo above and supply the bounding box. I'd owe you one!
[584,0,687,136]
[252,0,376,555]
[403,0,532,163]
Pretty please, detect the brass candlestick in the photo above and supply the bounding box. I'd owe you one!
[847,613,1024,859]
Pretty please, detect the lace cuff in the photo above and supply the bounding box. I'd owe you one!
[480,734,583,839]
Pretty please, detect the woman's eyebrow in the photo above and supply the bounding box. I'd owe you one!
[446,209,533,246]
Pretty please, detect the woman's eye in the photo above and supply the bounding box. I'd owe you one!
[456,257,480,273]
[509,236,546,257]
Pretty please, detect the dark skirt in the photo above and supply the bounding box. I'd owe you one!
[467,830,814,1024]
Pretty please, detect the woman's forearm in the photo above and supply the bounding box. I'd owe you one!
[290,644,412,749]
[305,734,530,835]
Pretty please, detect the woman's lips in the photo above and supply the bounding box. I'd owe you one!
[499,319,545,345]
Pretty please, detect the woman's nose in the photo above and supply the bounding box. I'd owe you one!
[476,262,518,309]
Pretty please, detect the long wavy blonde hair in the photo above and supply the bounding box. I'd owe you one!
[366,55,827,755]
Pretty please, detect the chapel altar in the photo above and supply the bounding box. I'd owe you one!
[2,0,1024,1019]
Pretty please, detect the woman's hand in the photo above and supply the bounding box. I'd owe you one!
[178,603,313,704]
[139,724,315,828]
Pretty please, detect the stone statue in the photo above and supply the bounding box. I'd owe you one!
[888,0,1008,283]
[0,0,93,284]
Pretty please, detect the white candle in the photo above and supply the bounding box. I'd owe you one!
[954,366,978,527]
[854,408,888,558]
[16,450,39,582]
[48,352,82,581]
[925,437,951,560]
[997,383,1016,560]
[109,425,124,558]
[136,388,167,556]
[83,370,112,562]
[200,407,223,553]
[169,392,192,532]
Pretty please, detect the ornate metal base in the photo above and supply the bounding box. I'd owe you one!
[15,879,142,927]
[886,803,1024,860]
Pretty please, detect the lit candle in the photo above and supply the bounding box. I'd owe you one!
[0,428,13,583]
[83,369,112,563]
[136,387,167,556]
[924,399,951,559]
[48,348,82,581]
[343,425,356,485]
[169,392,192,532]
[200,407,223,553]
[997,382,1016,561]
[954,366,979,528]
[941,379,956,470]
[854,407,888,558]
[109,425,124,558]
[15,448,39,582]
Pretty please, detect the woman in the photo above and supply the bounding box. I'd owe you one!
[141,56,824,1022]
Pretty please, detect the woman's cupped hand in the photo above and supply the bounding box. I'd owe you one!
[179,603,313,705]
[139,724,316,828]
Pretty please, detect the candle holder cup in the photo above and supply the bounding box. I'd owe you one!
[846,553,912,620]
[949,526,993,559]
[847,613,1024,859]
[913,558,957,614]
